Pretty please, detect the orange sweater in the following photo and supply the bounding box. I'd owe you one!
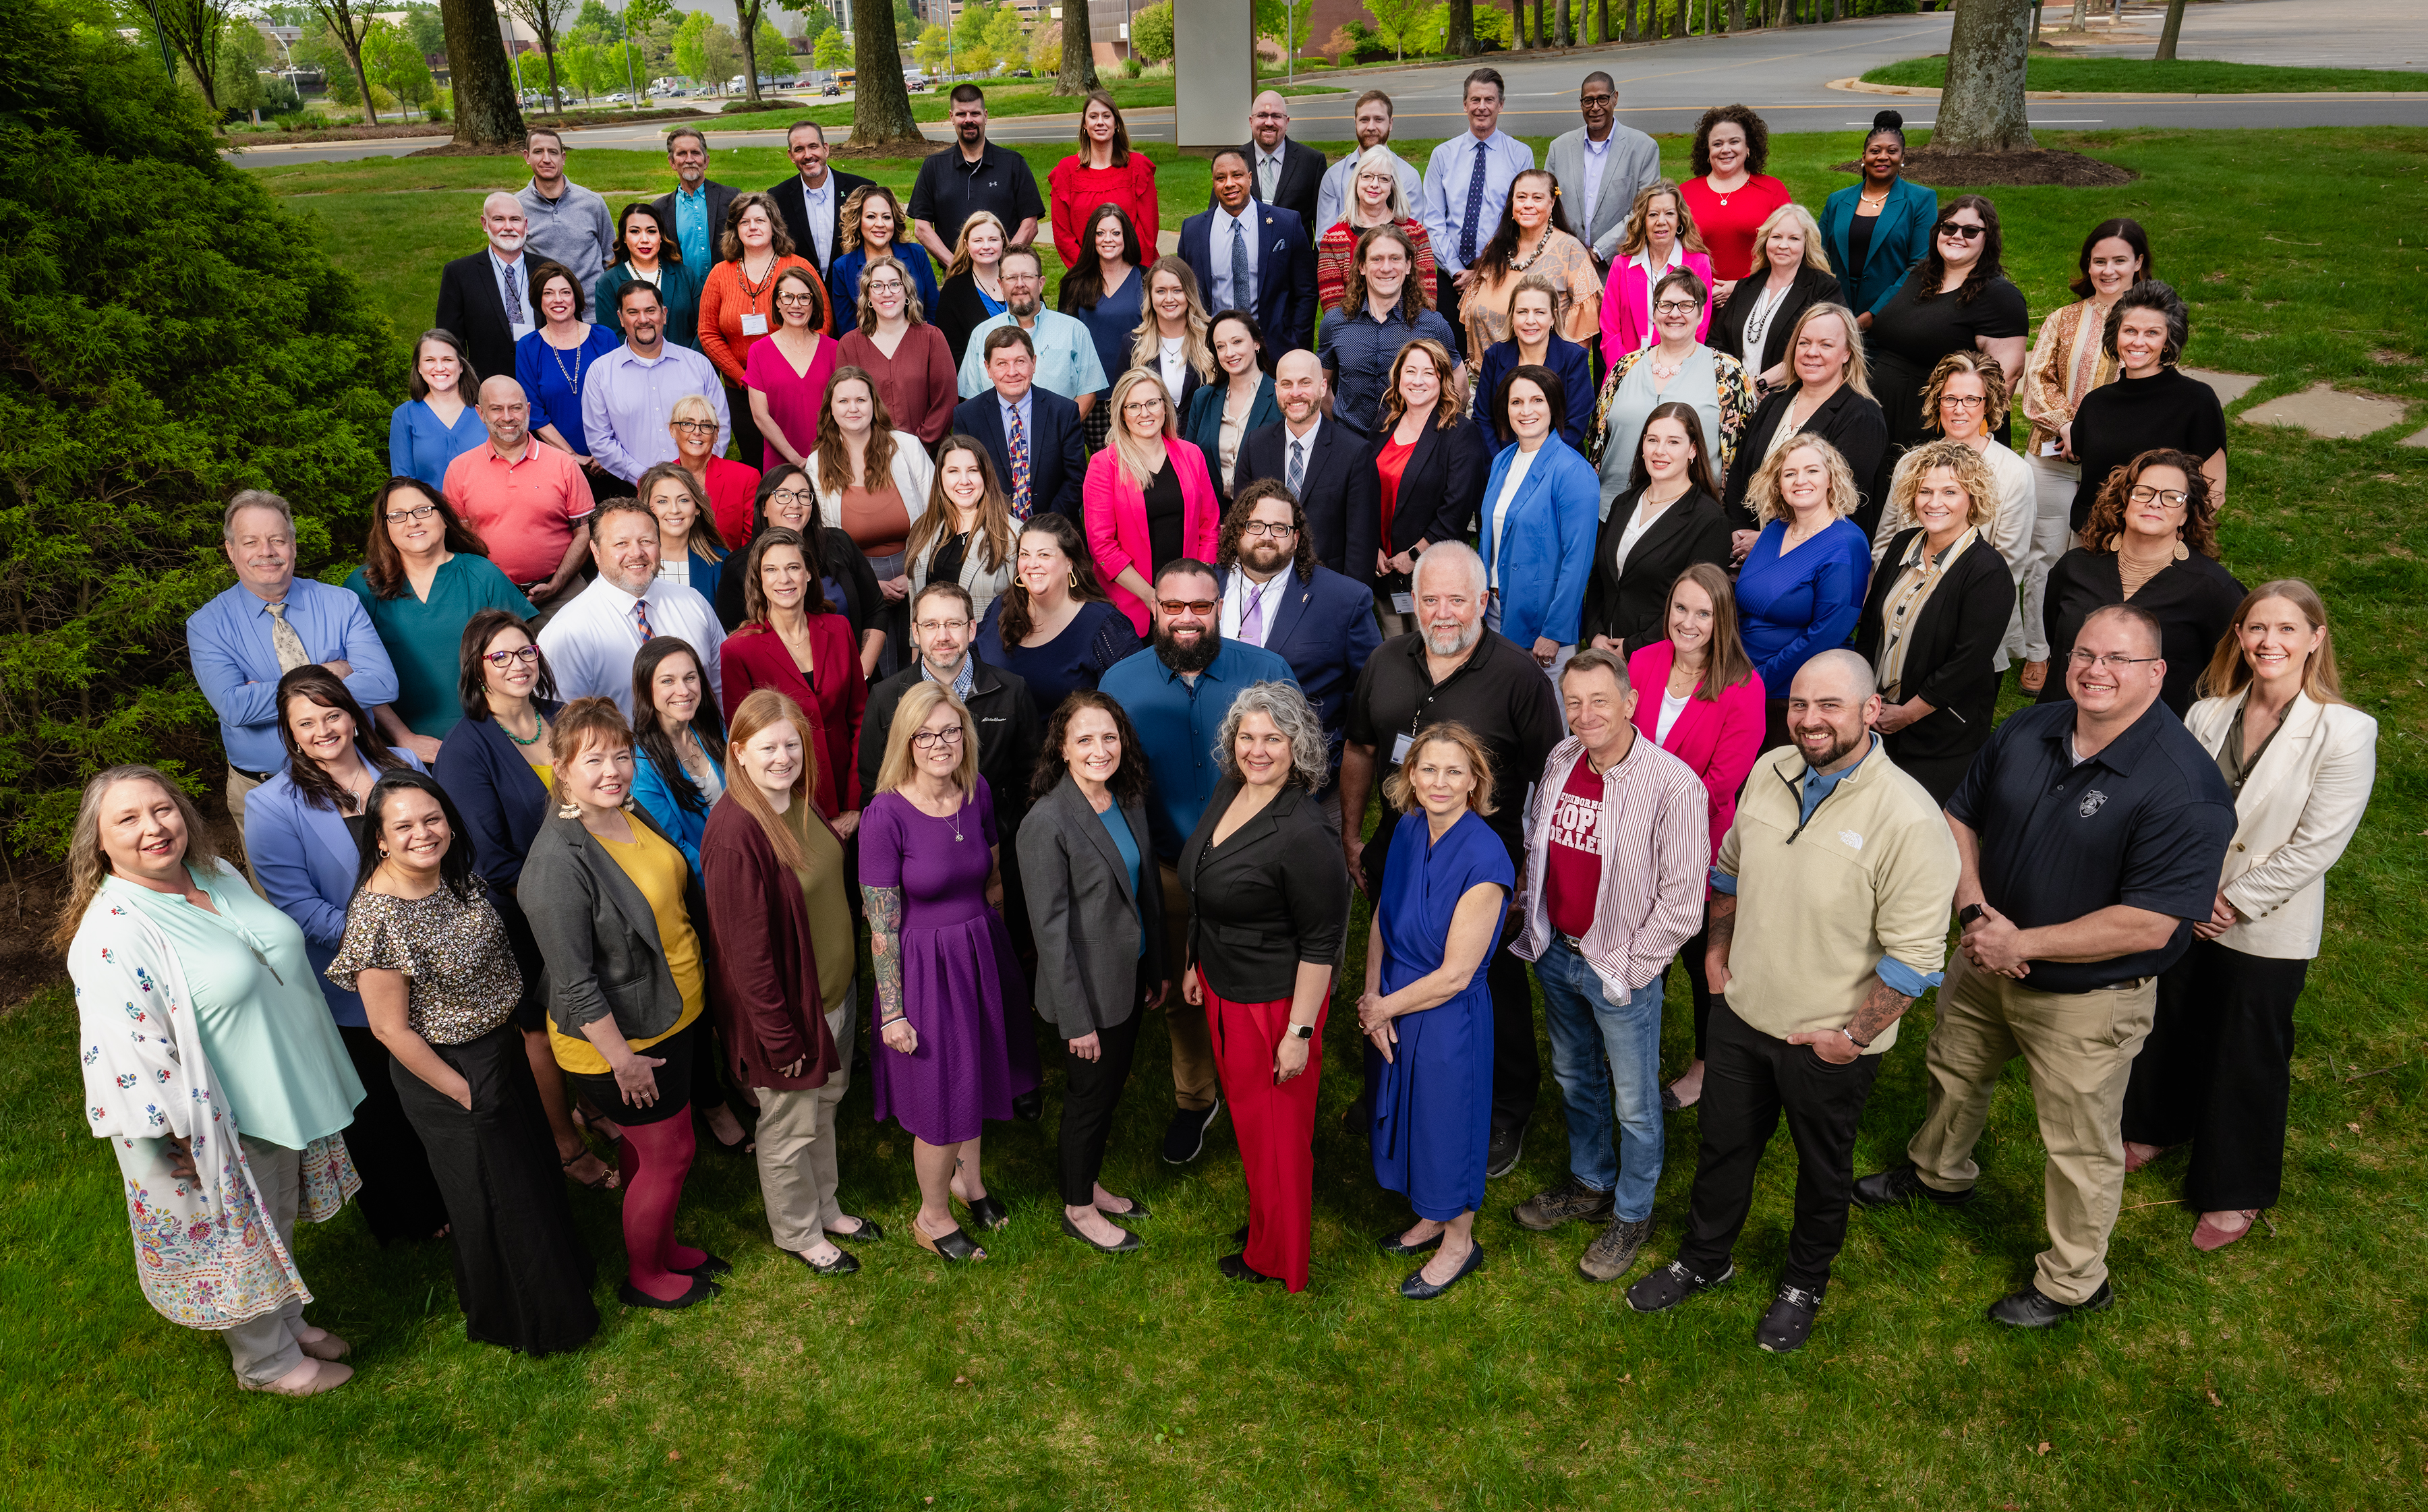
[698,254,833,385]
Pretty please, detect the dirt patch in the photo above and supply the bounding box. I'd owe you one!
[0,857,67,1012]
[1831,149,2138,187]
[825,137,952,161]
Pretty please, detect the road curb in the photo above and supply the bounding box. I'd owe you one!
[1829,76,2428,101]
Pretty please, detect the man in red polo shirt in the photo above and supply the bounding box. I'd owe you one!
[444,376,594,623]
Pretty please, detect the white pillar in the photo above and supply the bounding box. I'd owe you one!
[1174,0,1252,148]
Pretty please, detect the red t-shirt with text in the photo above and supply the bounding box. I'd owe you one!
[1545,757,1605,940]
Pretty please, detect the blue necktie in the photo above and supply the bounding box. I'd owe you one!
[1460,137,1490,266]
[1227,216,1250,314]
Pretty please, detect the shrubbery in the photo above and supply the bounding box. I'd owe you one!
[0,1,396,852]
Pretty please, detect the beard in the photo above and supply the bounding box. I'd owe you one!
[1008,294,1041,320]
[1243,539,1291,576]
[1155,620,1220,674]
[1422,617,1482,658]
[1797,723,1866,769]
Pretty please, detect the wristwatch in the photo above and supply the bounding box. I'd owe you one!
[1958,903,1986,927]
[1286,1022,1316,1041]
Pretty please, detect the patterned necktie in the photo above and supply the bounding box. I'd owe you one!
[1288,437,1306,497]
[1261,154,1279,202]
[1227,216,1250,314]
[504,259,522,323]
[1007,404,1032,521]
[1240,581,1267,645]
[1460,136,1490,265]
[634,598,655,643]
[264,602,309,674]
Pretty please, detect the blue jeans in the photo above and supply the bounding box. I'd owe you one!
[1538,937,1665,1222]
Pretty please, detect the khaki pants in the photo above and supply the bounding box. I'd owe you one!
[1905,952,2157,1305]
[225,767,271,894]
[751,999,855,1252]
[1161,863,1218,1111]
[223,1136,308,1387]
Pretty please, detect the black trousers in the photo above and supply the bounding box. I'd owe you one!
[1058,971,1145,1205]
[1667,906,1716,1061]
[2120,939,2309,1212]
[1762,697,1793,755]
[339,1023,451,1244]
[724,382,764,471]
[1679,998,1881,1291]
[1488,939,1540,1134]
[1435,268,1468,360]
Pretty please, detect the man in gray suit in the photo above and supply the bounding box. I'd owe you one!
[1544,73,1662,274]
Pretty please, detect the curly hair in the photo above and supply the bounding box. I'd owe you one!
[1747,434,1861,527]
[1615,181,1710,259]
[1343,223,1429,326]
[1030,689,1151,807]
[1381,719,1499,817]
[1213,681,1329,792]
[2082,447,2218,558]
[1689,103,1770,177]
[2103,279,2190,368]
[1215,477,1315,580]
[837,183,908,257]
[1919,349,2011,434]
[1885,438,2000,532]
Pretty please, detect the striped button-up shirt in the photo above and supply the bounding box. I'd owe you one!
[1512,732,1710,994]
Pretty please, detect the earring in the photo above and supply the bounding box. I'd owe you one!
[1068,571,1078,589]
[556,800,581,819]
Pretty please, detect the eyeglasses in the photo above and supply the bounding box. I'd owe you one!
[866,279,905,294]
[484,645,541,668]
[910,727,965,749]
[768,488,811,506]
[913,618,971,634]
[1579,92,1615,107]
[776,292,815,306]
[1934,221,1987,240]
[2127,486,2192,508]
[2067,650,2160,670]
[1239,521,1297,539]
[1122,399,1165,415]
[672,419,718,434]
[1157,599,1218,616]
[384,504,438,524]
[1652,299,1701,316]
[1939,394,1988,411]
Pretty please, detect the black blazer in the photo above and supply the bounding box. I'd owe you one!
[1018,774,1168,1039]
[1721,384,1890,534]
[1233,137,1328,235]
[715,523,884,642]
[652,178,739,262]
[432,695,563,1020]
[765,169,875,281]
[933,270,993,369]
[1578,485,1733,654]
[434,252,519,390]
[1853,527,2015,763]
[1178,779,1350,1004]
[951,386,1089,522]
[1708,264,1842,382]
[858,658,1041,832]
[1347,415,1493,589]
[1236,415,1375,575]
[2035,547,2247,717]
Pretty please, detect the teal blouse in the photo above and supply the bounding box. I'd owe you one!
[105,867,364,1150]
[345,553,534,737]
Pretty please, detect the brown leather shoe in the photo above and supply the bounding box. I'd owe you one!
[1578,1217,1652,1283]
[2019,659,2048,694]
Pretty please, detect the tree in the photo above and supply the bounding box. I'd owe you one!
[699,19,740,90]
[1366,0,1437,61]
[811,29,848,69]
[1446,0,1478,55]
[1052,0,1095,90]
[570,0,618,38]
[848,0,920,147]
[1131,3,1172,63]
[1254,0,1313,55]
[212,12,268,120]
[2155,0,2189,61]
[403,3,447,57]
[500,0,574,109]
[560,36,604,98]
[1934,0,2034,152]
[301,0,382,124]
[727,0,797,102]
[1029,18,1061,75]
[980,5,1023,72]
[440,0,526,147]
[364,18,436,109]
[141,0,236,115]
[672,6,710,84]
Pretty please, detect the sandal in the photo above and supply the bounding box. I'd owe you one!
[914,1218,987,1262]
[962,1193,1011,1231]
[828,1215,884,1243]
[562,1150,619,1191]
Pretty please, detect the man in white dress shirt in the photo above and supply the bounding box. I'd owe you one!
[1420,68,1535,357]
[1315,90,1425,236]
[537,496,724,719]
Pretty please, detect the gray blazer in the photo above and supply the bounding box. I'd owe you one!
[1544,124,1665,264]
[521,805,710,1047]
[1018,774,1167,1039]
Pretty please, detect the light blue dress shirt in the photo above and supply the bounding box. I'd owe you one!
[954,310,1109,402]
[185,579,400,775]
[1420,130,1536,275]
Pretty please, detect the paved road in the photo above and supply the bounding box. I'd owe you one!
[233,8,2427,167]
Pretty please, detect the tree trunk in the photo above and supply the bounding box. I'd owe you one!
[350,49,379,123]
[736,0,761,103]
[2155,0,2189,61]
[1935,0,2035,152]
[1055,0,1100,93]
[1727,0,1745,32]
[443,0,525,147]
[1447,0,1478,56]
[848,0,921,147]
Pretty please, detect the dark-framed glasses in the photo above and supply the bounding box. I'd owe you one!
[384,503,438,524]
[2127,486,2191,508]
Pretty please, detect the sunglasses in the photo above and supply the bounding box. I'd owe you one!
[1935,221,1987,241]
[1157,599,1218,616]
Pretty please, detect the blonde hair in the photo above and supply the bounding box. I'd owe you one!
[50,767,225,956]
[669,391,719,430]
[1885,438,1999,531]
[1783,301,1874,402]
[1129,256,1213,381]
[1380,721,1499,817]
[1751,202,1832,274]
[724,689,819,874]
[1920,349,2011,433]
[2197,579,2350,706]
[1749,435,1861,527]
[548,697,635,808]
[945,210,1009,282]
[1105,368,1179,494]
[875,681,981,796]
[1616,180,1710,259]
[855,253,927,332]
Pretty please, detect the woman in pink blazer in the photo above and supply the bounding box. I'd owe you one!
[1083,368,1222,635]
[1625,562,1763,1112]
[1598,181,1716,357]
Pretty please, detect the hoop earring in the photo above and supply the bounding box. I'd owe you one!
[1068,571,1078,589]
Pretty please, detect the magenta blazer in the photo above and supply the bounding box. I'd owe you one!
[1627,639,1765,861]
[1599,249,1717,357]
[1083,440,1222,635]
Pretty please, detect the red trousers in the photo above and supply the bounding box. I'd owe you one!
[1204,972,1329,1293]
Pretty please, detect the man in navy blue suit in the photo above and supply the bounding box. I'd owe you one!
[1236,351,1375,577]
[1213,478,1383,830]
[949,326,1089,522]
[1180,150,1318,353]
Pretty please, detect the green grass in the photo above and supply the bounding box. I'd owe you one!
[757,78,1344,132]
[11,127,2423,1508]
[1864,53,2428,93]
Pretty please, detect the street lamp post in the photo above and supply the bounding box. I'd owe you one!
[618,0,637,109]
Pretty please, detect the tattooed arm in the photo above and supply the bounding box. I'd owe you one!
[863,883,917,1053]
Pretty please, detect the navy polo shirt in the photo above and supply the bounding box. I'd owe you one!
[1945,699,2234,993]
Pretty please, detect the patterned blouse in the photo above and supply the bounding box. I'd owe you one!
[1315,216,1439,316]
[1462,228,1602,355]
[326,881,522,1045]
[1587,343,1758,483]
[2017,297,2120,460]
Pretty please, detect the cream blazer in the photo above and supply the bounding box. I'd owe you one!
[2181,691,2378,960]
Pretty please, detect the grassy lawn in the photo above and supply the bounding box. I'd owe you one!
[10,127,2420,1508]
[1863,53,2428,92]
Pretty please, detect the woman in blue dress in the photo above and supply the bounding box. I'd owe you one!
[389,330,488,489]
[1359,722,1515,1302]
[514,260,621,470]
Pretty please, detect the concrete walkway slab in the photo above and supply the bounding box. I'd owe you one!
[2238,382,2411,439]
[2400,426,2428,448]
[2186,369,2264,407]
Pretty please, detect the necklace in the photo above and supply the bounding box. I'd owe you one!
[550,335,585,395]
[1859,185,1890,208]
[1646,347,1688,382]
[504,709,546,748]
[1508,226,1553,274]
[737,255,778,298]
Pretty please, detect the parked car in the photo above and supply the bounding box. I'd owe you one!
[1008,69,1032,79]
[821,82,840,96]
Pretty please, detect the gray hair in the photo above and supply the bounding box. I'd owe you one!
[1561,645,1631,695]
[1214,680,1330,792]
[666,125,707,153]
[1352,144,1412,223]
[1412,540,1488,600]
[223,489,295,541]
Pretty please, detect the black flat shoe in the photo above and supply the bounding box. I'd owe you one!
[1231,1223,1250,1247]
[1988,1281,2113,1329]
[788,1244,860,1276]
[1399,1242,1484,1301]
[962,1194,1011,1231]
[1011,1088,1044,1123]
[1756,1283,1824,1353]
[1851,1163,1975,1210]
[1660,1084,1687,1113]
[1101,1194,1151,1221]
[1218,1251,1278,1284]
[1062,1214,1143,1254]
[620,1275,722,1310]
[1380,1228,1445,1258]
[828,1215,884,1244]
[676,1251,732,1278]
[914,1221,986,1262]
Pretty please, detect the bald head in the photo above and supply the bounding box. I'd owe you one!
[481,192,528,258]
[1793,648,1878,705]
[1250,90,1290,150]
[1786,649,1880,773]
[478,376,531,450]
[1274,349,1328,428]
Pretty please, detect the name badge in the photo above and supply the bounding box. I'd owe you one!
[510,318,537,343]
[740,312,770,337]
[2040,440,2062,457]
[1391,592,1415,614]
[1391,731,1414,765]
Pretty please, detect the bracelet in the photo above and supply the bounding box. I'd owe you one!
[1839,1025,1871,1051]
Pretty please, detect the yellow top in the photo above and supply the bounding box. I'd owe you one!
[549,817,705,1074]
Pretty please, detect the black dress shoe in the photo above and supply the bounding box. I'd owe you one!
[1062,1213,1143,1254]
[1011,1088,1044,1123]
[788,1244,861,1276]
[1101,1193,1151,1221]
[1988,1281,2114,1329]
[828,1215,884,1244]
[620,1275,722,1310]
[1379,1227,1444,1258]
[1851,1162,1976,1210]
[1218,1251,1278,1284]
[1485,1120,1527,1179]
[962,1194,1011,1231]
[1625,1258,1735,1314]
[1399,1242,1484,1300]
[676,1251,732,1277]
[1756,1282,1824,1353]
[1163,1098,1222,1164]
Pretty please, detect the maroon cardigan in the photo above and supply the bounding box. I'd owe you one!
[719,616,869,816]
[700,794,843,1093]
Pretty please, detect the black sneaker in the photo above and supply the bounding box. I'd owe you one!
[1756,1282,1824,1352]
[1851,1162,1976,1210]
[1485,1121,1527,1179]
[1511,1175,1617,1232]
[1625,1258,1734,1314]
[1987,1280,2114,1329]
[1161,1097,1221,1165]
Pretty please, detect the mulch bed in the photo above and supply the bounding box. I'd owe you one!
[1832,149,2139,187]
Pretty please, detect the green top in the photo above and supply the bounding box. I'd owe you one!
[344,553,533,737]
[105,865,364,1150]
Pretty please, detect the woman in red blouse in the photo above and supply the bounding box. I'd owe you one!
[1049,92,1159,272]
[718,525,869,834]
[1677,105,1793,307]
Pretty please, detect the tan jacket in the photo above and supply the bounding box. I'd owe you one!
[1715,738,1959,1052]
[2181,692,2378,960]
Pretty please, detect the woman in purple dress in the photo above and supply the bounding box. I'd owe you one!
[861,680,1040,1262]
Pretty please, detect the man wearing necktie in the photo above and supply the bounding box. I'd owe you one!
[1420,68,1534,360]
[1238,92,1323,237]
[1182,152,1316,353]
